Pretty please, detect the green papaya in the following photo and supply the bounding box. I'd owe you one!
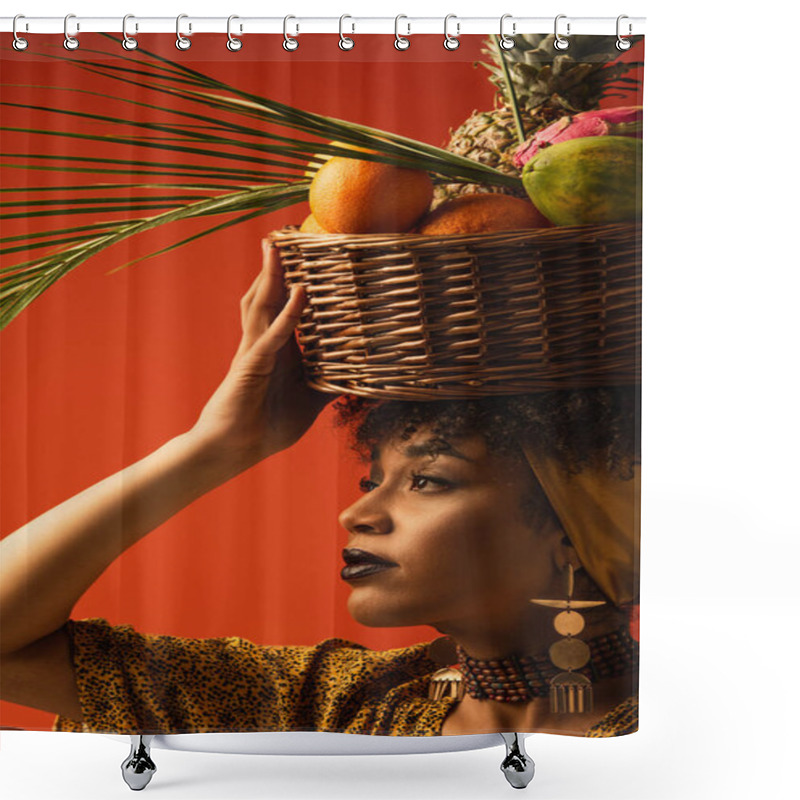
[521,136,642,226]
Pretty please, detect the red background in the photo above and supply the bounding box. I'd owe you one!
[0,34,643,730]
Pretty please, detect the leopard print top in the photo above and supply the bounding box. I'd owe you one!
[52,618,637,737]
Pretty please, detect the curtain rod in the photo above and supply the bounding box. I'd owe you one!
[1,16,646,37]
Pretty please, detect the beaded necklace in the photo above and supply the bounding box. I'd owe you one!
[453,628,637,703]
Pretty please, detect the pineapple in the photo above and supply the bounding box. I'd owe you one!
[434,34,643,206]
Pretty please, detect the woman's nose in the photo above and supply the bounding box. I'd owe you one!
[338,493,392,535]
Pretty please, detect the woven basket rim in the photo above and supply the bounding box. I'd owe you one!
[269,221,641,247]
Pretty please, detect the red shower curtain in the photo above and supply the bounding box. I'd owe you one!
[0,33,644,731]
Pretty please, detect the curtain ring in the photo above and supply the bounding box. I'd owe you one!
[499,14,515,50]
[176,14,191,50]
[12,15,29,51]
[227,15,243,51]
[394,15,410,50]
[64,13,79,51]
[283,15,299,51]
[616,15,632,51]
[122,15,138,50]
[339,15,354,50]
[444,14,460,50]
[554,14,570,51]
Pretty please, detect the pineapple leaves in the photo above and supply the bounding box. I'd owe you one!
[490,36,526,146]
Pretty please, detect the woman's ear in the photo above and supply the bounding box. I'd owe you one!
[552,534,584,575]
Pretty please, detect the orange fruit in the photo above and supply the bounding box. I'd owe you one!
[304,141,374,178]
[299,214,328,233]
[309,156,433,234]
[416,194,551,235]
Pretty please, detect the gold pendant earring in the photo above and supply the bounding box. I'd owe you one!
[530,563,606,714]
[427,636,465,701]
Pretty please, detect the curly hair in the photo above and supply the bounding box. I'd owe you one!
[332,386,640,480]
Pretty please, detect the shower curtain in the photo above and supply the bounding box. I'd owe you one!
[0,30,643,738]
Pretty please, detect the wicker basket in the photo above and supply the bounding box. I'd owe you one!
[269,222,641,401]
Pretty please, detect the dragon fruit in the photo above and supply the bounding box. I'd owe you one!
[513,105,643,170]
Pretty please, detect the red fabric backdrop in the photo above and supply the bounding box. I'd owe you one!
[0,34,644,730]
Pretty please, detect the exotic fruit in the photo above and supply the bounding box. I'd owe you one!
[434,35,643,206]
[304,140,374,177]
[416,194,550,235]
[521,136,642,226]
[514,106,643,170]
[309,156,433,234]
[299,214,328,233]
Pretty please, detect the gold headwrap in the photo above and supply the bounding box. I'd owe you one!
[520,444,640,608]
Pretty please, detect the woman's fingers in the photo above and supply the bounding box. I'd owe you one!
[236,241,293,358]
[240,240,285,328]
[245,244,287,331]
[240,267,265,327]
[253,240,288,324]
[242,284,306,376]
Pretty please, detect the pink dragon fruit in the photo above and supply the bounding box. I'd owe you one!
[513,105,643,170]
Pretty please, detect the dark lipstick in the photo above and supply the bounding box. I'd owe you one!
[341,548,398,581]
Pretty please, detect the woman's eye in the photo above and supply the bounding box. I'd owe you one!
[358,474,449,493]
[410,472,448,491]
[358,477,378,493]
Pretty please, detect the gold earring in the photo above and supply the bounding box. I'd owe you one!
[427,636,465,701]
[529,563,606,714]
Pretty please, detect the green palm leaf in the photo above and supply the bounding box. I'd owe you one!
[0,184,309,328]
[105,206,276,275]
[1,153,268,181]
[0,34,520,330]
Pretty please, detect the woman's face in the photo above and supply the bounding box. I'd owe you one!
[337,426,561,639]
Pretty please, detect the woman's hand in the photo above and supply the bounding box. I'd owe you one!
[187,240,335,473]
[0,241,332,664]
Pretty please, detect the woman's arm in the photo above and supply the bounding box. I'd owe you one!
[0,241,332,661]
[0,433,239,656]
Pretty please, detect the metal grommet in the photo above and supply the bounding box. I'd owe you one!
[499,14,515,50]
[339,15,354,50]
[616,15,632,51]
[176,14,191,50]
[554,14,570,51]
[64,13,79,50]
[444,14,460,50]
[121,15,138,50]
[227,15,243,51]
[394,15,410,50]
[12,15,29,51]
[283,15,299,51]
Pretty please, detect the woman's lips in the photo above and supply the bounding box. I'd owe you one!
[341,563,396,580]
[341,548,398,581]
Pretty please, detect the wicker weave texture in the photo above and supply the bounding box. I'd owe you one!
[270,223,641,400]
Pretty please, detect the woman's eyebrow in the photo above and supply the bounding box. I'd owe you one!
[402,443,473,461]
[369,440,475,464]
